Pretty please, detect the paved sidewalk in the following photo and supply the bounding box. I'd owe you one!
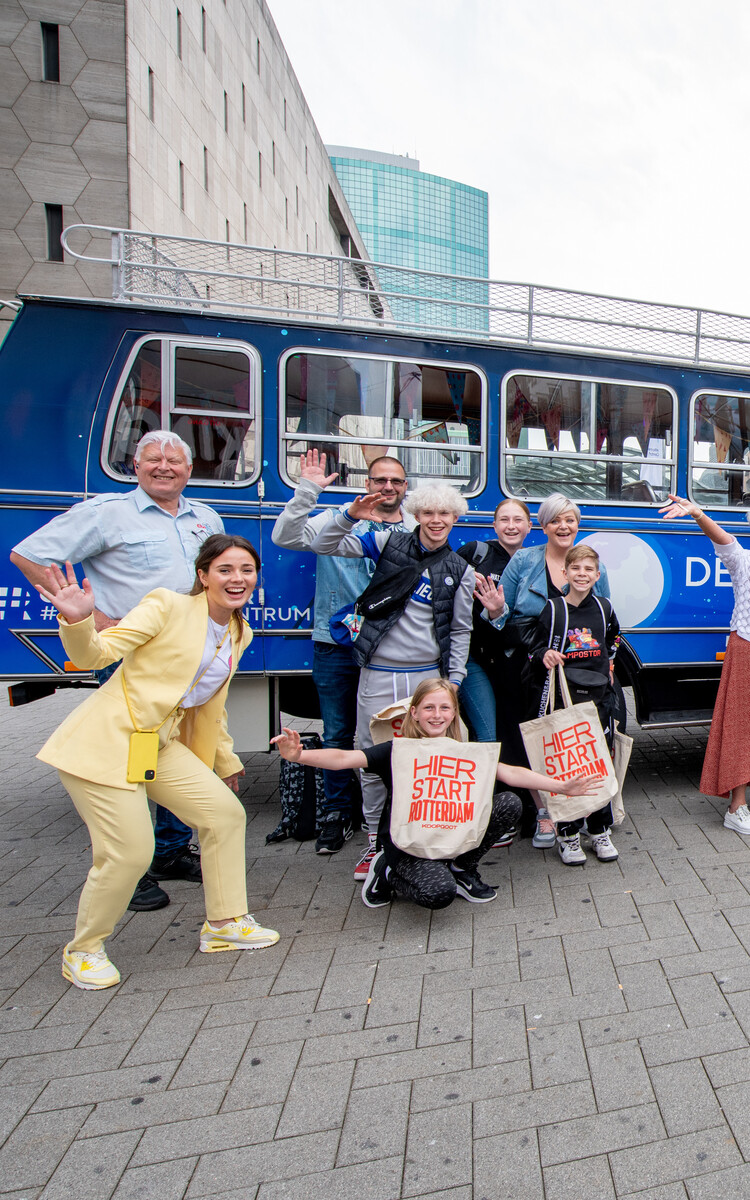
[2,689,750,1199]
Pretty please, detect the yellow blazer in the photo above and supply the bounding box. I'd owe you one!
[37,589,253,789]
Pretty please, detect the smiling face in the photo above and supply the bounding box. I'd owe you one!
[134,442,192,509]
[564,556,600,597]
[493,502,532,554]
[415,507,458,550]
[366,460,407,516]
[542,508,580,553]
[198,547,258,621]
[410,688,458,738]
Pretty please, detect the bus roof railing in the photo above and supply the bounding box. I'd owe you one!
[60,224,750,371]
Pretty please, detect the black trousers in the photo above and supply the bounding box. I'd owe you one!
[389,791,522,910]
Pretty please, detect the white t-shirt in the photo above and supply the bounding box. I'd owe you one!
[181,618,233,708]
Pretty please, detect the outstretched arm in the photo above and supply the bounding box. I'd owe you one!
[497,761,602,796]
[271,728,368,771]
[659,495,734,546]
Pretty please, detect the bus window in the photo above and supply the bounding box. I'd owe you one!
[691,391,750,508]
[281,350,485,493]
[501,372,675,504]
[105,337,259,485]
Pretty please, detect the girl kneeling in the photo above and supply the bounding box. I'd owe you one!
[272,679,600,911]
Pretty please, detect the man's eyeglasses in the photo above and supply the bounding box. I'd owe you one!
[368,476,407,487]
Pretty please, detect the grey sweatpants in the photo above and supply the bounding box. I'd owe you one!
[356,665,443,830]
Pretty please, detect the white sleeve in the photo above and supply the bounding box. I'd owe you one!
[271,479,332,550]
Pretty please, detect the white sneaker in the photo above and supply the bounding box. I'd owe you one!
[724,805,750,835]
[589,830,619,861]
[62,945,120,990]
[199,915,280,953]
[558,833,587,865]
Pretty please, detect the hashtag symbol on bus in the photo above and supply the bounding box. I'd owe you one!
[40,605,58,620]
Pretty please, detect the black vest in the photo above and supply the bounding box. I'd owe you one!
[353,530,470,675]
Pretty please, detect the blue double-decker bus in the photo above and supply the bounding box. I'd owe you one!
[3,226,750,746]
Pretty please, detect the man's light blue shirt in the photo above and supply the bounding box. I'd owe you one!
[13,487,224,618]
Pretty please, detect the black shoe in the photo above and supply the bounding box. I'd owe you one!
[361,850,392,908]
[450,865,496,904]
[128,875,170,911]
[315,812,354,855]
[149,847,202,883]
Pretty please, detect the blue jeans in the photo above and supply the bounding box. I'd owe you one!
[312,640,360,817]
[458,656,497,742]
[95,662,193,858]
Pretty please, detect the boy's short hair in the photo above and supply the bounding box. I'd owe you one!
[565,543,599,569]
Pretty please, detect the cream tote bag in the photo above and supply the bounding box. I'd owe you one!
[390,737,500,859]
[370,699,470,746]
[520,667,618,823]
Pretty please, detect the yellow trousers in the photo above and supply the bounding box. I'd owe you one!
[60,730,248,953]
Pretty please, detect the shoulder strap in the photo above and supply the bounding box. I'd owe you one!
[591,595,611,640]
[471,541,489,567]
[546,596,569,652]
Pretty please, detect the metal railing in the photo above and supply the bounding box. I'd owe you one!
[60,224,750,371]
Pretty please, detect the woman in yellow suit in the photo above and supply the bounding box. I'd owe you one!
[36,533,279,991]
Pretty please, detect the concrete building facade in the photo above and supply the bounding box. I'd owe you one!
[0,0,368,332]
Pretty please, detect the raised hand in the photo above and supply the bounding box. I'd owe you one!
[474,572,505,618]
[270,727,303,762]
[659,494,701,521]
[36,562,95,625]
[346,492,384,521]
[299,449,338,489]
[560,770,605,797]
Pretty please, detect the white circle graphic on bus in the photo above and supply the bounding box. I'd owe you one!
[580,533,664,627]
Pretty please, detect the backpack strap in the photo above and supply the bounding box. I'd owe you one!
[537,597,569,717]
[470,540,489,568]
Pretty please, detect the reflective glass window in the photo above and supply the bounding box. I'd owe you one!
[691,391,750,507]
[502,372,674,503]
[282,351,485,493]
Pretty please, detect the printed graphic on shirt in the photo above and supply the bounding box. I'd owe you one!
[411,577,432,606]
[566,627,601,659]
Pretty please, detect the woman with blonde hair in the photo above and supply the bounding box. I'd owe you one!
[273,678,600,910]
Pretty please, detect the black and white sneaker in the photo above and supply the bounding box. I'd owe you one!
[361,850,392,908]
[315,812,353,855]
[450,865,497,903]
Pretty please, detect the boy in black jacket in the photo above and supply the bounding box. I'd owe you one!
[528,544,621,865]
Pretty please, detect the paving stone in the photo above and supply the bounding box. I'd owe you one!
[185,1130,338,1195]
[619,1185,687,1200]
[543,1153,616,1200]
[649,1060,724,1136]
[615,960,676,1010]
[316,960,377,1011]
[367,974,424,1027]
[221,1039,303,1111]
[527,1021,589,1088]
[0,1081,46,1144]
[608,1126,742,1194]
[298,1022,417,1067]
[120,1007,209,1067]
[248,1004,366,1047]
[80,1080,226,1137]
[203,987,320,1028]
[0,1105,91,1191]
[472,1004,528,1067]
[352,1042,472,1089]
[517,936,567,981]
[685,1165,750,1198]
[668,974,733,1028]
[566,947,620,996]
[714,1080,750,1157]
[402,1102,471,1196]
[169,1025,253,1088]
[587,1040,655,1111]
[539,1103,666,1165]
[640,1018,748,1067]
[269,949,334,994]
[611,936,699,966]
[111,1157,198,1200]
[474,1079,595,1138]
[473,1129,544,1199]
[276,1059,355,1137]
[34,1129,141,1199]
[336,1080,411,1165]
[702,1047,750,1088]
[130,1102,281,1167]
[255,1156,403,1200]
[580,1005,685,1047]
[410,1060,531,1113]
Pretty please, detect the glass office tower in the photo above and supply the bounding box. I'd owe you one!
[327,147,489,332]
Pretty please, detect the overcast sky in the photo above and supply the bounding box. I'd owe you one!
[268,0,750,318]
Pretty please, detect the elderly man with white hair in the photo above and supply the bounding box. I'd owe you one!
[308,479,475,878]
[10,430,224,909]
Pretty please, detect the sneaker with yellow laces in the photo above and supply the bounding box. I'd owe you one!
[199,914,280,953]
[62,945,121,990]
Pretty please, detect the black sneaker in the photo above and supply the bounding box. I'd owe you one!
[450,865,497,904]
[361,850,392,908]
[315,812,353,855]
[148,847,202,883]
[128,875,170,911]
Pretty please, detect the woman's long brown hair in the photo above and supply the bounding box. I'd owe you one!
[190,534,260,635]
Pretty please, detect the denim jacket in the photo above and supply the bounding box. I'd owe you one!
[271,478,416,644]
[494,543,610,629]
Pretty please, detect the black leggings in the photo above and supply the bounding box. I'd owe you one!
[388,791,522,910]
